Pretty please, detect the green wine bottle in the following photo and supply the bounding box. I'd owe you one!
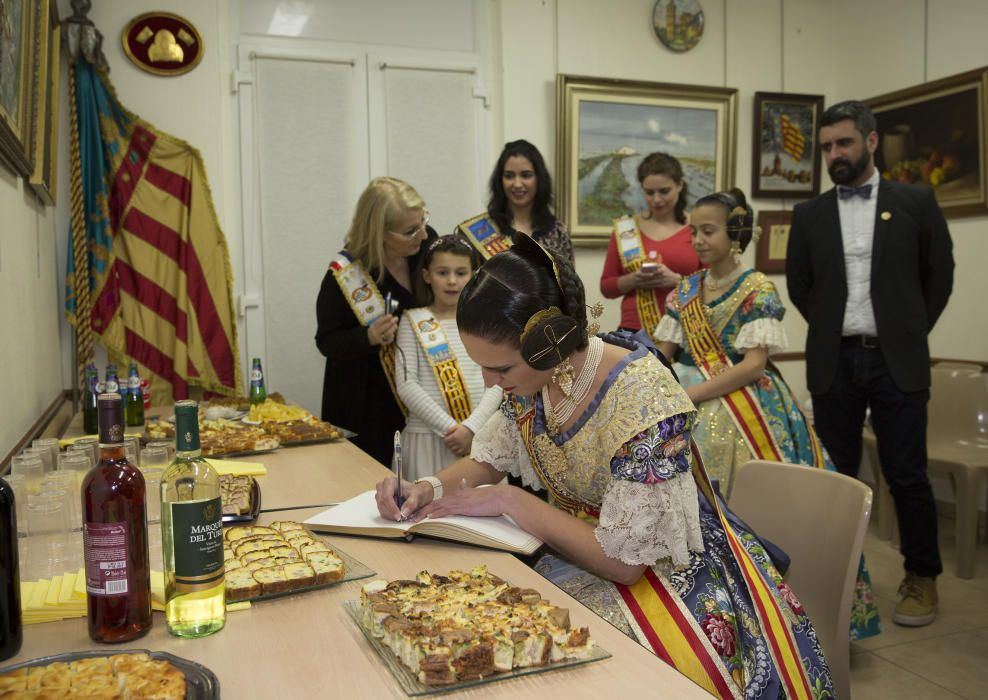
[160,400,225,638]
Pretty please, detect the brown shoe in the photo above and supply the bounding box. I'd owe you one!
[893,572,938,626]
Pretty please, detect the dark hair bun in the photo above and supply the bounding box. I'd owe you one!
[520,312,582,371]
[727,187,748,209]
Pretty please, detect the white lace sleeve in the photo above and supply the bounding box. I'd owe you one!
[654,313,683,345]
[469,409,544,491]
[734,317,789,356]
[594,471,703,567]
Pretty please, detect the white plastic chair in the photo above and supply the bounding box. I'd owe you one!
[728,459,872,700]
[864,364,988,578]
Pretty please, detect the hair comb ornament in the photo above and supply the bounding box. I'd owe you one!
[521,306,562,344]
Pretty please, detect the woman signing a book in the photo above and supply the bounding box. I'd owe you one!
[374,235,833,699]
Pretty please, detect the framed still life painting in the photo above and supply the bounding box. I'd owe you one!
[866,66,988,218]
[751,92,824,199]
[556,74,738,245]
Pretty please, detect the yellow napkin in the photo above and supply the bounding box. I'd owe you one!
[206,458,267,476]
[59,433,143,448]
[22,568,248,624]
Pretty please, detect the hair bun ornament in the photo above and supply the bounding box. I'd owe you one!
[729,205,748,221]
[520,308,581,371]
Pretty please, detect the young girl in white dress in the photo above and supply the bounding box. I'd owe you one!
[396,236,503,479]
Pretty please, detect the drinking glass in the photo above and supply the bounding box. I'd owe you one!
[11,454,45,495]
[140,468,164,525]
[23,446,53,473]
[73,438,99,468]
[144,440,175,463]
[44,471,81,531]
[24,496,71,580]
[58,450,93,490]
[32,438,60,470]
[1,474,28,536]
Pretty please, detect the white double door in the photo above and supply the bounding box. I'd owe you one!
[235,38,491,416]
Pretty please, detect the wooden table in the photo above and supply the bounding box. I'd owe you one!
[12,421,709,698]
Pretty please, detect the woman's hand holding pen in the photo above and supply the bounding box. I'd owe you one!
[368,315,398,346]
[375,476,432,521]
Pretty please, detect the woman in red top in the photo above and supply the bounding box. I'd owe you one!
[599,153,701,333]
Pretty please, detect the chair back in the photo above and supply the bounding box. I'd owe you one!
[728,460,872,700]
[929,366,988,443]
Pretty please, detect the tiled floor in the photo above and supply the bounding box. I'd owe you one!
[849,518,988,699]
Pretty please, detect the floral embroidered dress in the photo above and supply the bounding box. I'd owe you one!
[656,269,881,641]
[471,333,834,699]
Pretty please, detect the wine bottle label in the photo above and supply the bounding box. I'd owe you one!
[169,497,225,593]
[83,522,130,596]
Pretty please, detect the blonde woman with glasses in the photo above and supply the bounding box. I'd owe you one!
[316,177,436,465]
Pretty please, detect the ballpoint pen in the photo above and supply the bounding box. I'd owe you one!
[393,430,406,511]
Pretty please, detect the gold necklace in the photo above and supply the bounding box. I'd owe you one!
[704,264,744,291]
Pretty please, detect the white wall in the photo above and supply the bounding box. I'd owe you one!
[0,172,62,460]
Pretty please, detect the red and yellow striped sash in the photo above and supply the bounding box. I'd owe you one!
[406,308,472,423]
[512,395,737,697]
[678,273,784,462]
[692,452,815,699]
[617,570,738,698]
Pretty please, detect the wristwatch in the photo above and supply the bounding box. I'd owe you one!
[413,476,443,501]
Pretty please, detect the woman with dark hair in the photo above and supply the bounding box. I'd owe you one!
[656,188,881,641]
[600,152,701,336]
[373,235,833,698]
[454,139,574,266]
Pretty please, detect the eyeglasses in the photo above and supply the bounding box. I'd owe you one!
[388,212,430,238]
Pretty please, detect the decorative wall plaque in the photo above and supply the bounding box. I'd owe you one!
[122,12,203,76]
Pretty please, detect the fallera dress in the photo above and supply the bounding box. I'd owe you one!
[470,332,835,699]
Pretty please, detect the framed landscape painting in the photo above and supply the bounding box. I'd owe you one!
[556,74,738,245]
[866,67,988,218]
[751,92,823,199]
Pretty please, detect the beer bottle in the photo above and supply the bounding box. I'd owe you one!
[249,358,266,405]
[125,362,145,427]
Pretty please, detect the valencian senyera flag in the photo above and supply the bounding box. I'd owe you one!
[64,61,240,402]
[780,113,806,163]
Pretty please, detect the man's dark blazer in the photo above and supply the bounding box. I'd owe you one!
[786,179,954,394]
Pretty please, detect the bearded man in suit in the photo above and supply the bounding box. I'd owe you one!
[786,100,954,627]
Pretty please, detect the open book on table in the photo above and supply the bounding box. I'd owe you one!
[303,489,543,556]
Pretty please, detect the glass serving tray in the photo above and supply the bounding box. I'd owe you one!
[343,600,611,696]
[0,649,220,699]
[221,476,262,525]
[229,544,375,604]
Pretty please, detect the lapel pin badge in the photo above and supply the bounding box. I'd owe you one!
[881,211,892,221]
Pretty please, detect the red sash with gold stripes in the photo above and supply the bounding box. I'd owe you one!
[690,450,816,699]
[510,394,737,698]
[677,272,784,462]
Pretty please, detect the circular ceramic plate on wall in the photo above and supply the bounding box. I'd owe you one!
[122,12,203,76]
[652,0,705,53]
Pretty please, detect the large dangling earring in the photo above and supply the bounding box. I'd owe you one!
[587,302,604,336]
[552,358,576,398]
[730,239,742,265]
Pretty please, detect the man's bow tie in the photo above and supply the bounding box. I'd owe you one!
[837,184,873,200]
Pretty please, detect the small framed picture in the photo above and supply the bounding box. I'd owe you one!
[754,210,792,274]
[751,92,824,199]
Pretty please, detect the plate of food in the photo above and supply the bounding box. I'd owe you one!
[220,474,261,524]
[148,418,280,458]
[0,649,220,699]
[224,521,374,603]
[347,566,608,695]
[261,419,346,446]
